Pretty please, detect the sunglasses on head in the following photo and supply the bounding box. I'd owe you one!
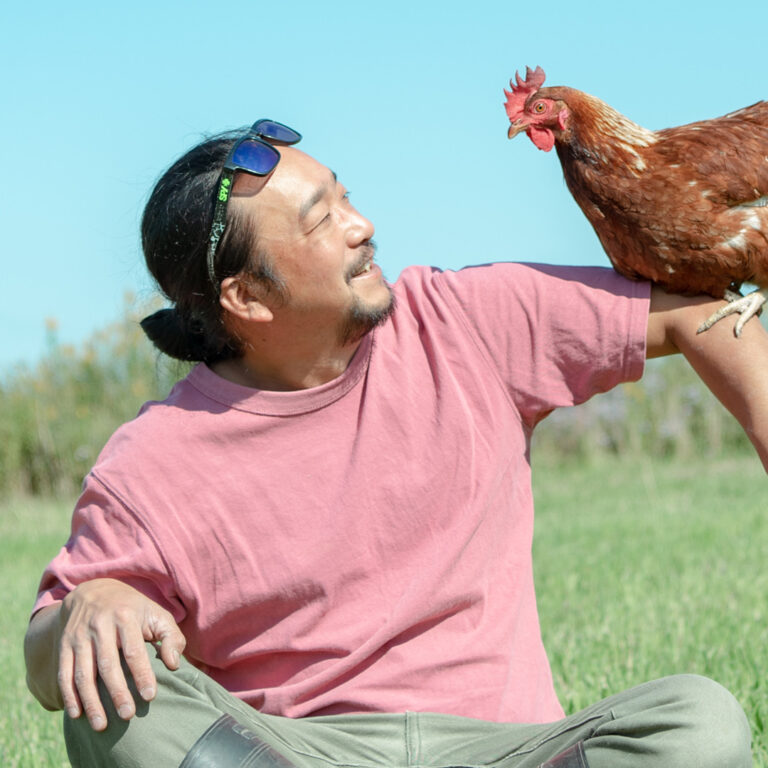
[206,119,302,288]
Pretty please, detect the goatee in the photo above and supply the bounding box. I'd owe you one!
[338,288,396,346]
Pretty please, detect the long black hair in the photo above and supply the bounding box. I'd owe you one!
[140,130,280,363]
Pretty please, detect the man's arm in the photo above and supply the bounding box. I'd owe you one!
[24,579,186,731]
[646,286,768,470]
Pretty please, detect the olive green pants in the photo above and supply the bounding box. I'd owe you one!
[64,646,751,768]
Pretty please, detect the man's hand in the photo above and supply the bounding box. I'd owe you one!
[25,579,186,732]
[647,286,768,471]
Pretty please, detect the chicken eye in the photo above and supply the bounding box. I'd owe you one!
[533,102,546,114]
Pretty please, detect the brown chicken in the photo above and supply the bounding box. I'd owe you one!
[504,66,768,335]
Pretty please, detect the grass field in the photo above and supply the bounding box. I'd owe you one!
[2,452,766,766]
[533,452,768,765]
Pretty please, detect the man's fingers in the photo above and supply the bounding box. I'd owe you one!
[57,644,82,720]
[93,630,138,722]
[119,626,158,703]
[153,620,186,672]
[54,580,187,729]
[142,606,186,671]
[71,642,108,731]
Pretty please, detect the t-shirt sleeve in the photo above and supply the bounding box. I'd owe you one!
[433,262,650,426]
[31,472,186,621]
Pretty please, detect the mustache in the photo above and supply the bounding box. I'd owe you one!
[346,239,378,278]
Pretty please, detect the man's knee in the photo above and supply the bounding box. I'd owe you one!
[652,674,751,768]
[591,674,751,768]
[64,706,134,767]
[63,644,218,767]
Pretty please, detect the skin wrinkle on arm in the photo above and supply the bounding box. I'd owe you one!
[646,285,768,471]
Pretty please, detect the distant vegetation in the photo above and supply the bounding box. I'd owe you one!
[535,352,754,464]
[0,301,758,497]
[0,298,190,497]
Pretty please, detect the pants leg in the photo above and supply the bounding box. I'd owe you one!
[586,674,752,768]
[64,645,250,767]
[415,674,751,768]
[63,644,411,768]
[64,645,752,768]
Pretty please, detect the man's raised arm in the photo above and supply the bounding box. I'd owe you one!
[646,286,768,471]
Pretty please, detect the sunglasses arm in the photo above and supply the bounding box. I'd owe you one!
[206,168,237,288]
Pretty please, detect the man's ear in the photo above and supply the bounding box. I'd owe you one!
[219,275,274,323]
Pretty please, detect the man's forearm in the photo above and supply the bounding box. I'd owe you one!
[648,287,768,470]
[25,603,65,711]
[676,323,768,470]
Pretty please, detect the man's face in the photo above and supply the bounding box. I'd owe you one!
[232,147,394,344]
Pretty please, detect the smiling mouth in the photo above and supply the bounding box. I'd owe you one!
[348,241,378,280]
[351,261,373,277]
[349,251,375,279]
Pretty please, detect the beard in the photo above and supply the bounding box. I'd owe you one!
[336,240,396,345]
[337,287,396,346]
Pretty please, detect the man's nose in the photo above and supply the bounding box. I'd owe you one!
[345,206,375,246]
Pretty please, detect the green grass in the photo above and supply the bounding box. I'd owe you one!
[3,453,767,765]
[533,452,768,765]
[1,498,72,767]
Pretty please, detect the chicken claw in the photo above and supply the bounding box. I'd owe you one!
[697,288,767,337]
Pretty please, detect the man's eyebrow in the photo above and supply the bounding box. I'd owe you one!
[299,170,338,221]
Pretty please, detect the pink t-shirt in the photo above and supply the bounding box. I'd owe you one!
[34,263,648,724]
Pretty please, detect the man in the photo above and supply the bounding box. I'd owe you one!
[25,120,767,768]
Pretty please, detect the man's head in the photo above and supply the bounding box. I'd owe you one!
[220,145,394,347]
[140,124,393,363]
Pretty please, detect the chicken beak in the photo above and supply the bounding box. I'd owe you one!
[507,120,528,140]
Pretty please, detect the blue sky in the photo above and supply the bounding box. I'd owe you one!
[2,0,766,370]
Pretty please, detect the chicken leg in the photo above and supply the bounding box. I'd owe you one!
[697,287,767,337]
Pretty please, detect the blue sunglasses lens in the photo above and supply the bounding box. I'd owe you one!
[231,138,281,175]
[253,120,302,144]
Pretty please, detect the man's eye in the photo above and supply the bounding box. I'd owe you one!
[312,212,331,230]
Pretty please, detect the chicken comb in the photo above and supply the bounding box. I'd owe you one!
[504,66,546,120]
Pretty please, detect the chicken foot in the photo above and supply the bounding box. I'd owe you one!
[697,287,767,337]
